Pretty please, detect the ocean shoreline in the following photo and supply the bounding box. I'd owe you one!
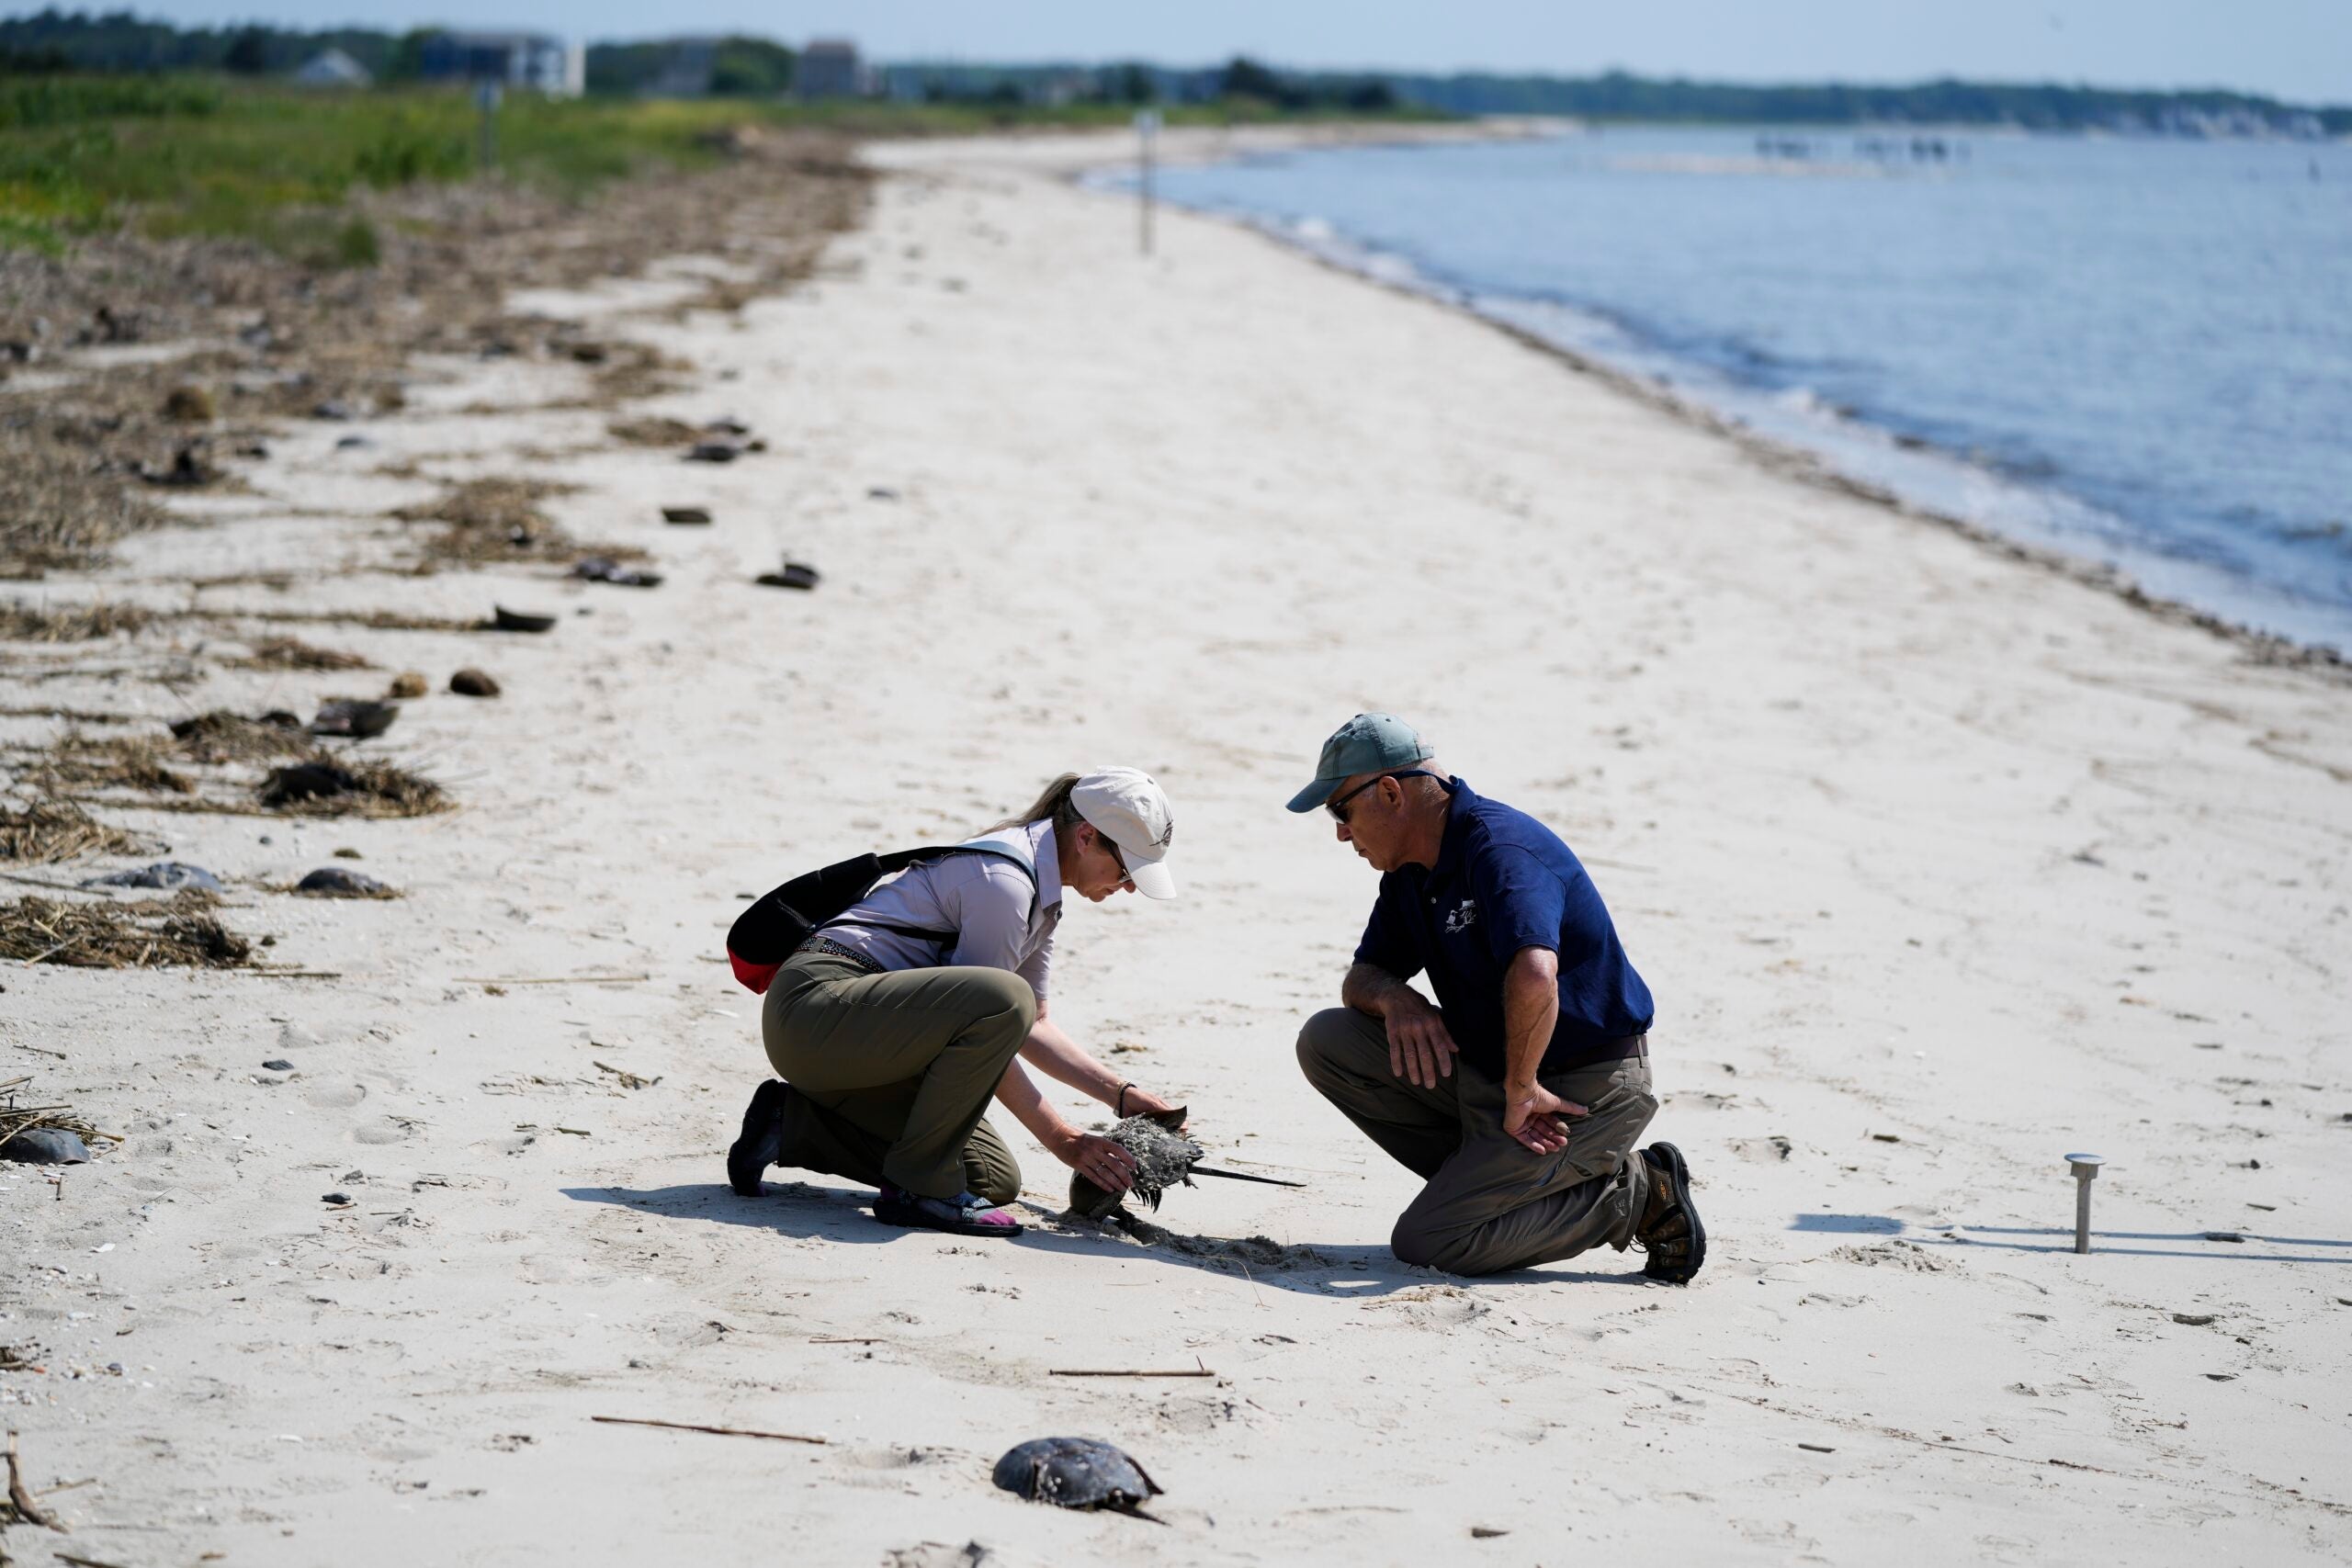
[1039,126,2351,679]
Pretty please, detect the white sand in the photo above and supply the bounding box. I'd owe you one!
[5,130,2349,1565]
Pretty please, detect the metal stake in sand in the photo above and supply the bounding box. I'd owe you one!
[2064,1154,2104,1254]
[1136,107,1160,255]
[475,81,502,172]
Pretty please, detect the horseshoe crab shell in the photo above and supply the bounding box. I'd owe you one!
[991,1437,1162,1514]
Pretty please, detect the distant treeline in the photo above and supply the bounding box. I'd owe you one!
[0,7,423,77]
[888,62,2347,135]
[1389,70,2347,135]
[585,37,793,96]
[2,10,2343,135]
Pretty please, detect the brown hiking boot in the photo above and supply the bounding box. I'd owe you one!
[1636,1142,1706,1285]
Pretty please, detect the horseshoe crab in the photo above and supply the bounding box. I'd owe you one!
[1069,1110,1306,1220]
[991,1437,1162,1517]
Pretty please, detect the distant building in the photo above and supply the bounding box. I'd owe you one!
[292,47,370,87]
[419,30,583,96]
[643,36,717,97]
[797,38,870,99]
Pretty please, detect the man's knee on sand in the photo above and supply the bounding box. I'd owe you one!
[1389,1213,1490,1275]
[1295,1007,1368,1084]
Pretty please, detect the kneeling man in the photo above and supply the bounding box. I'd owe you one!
[1289,714,1702,1281]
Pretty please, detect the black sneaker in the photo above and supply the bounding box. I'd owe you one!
[1637,1142,1706,1285]
[727,1078,790,1197]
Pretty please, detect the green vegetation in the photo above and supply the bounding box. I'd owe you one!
[0,76,1416,263]
[0,85,775,257]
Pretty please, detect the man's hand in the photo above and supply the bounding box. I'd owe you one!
[1500,1080,1587,1156]
[1381,989,1459,1089]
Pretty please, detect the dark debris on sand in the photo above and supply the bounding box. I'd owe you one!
[257,757,449,818]
[165,709,312,764]
[0,888,249,969]
[0,798,143,863]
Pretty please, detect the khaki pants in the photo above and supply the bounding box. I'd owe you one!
[762,951,1034,1202]
[1295,1007,1657,1276]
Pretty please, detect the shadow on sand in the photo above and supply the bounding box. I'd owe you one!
[1792,1212,2350,1264]
[564,1179,1656,1296]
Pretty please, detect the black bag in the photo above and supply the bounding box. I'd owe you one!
[725,844,1031,994]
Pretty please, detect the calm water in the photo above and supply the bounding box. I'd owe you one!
[1128,130,2352,650]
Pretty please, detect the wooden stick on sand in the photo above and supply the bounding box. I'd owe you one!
[458,973,650,986]
[590,1416,826,1446]
[4,1428,67,1531]
[1049,1367,1216,1379]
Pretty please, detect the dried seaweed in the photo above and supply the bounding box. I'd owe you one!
[165,709,313,763]
[22,731,198,796]
[0,599,157,641]
[0,888,249,968]
[0,423,168,578]
[390,476,573,564]
[0,705,142,725]
[1,133,871,601]
[0,798,143,863]
[237,607,486,633]
[229,635,375,671]
[0,1076,120,1157]
[257,756,451,818]
[606,415,700,447]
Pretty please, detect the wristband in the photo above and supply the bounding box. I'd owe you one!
[1116,1081,1135,1117]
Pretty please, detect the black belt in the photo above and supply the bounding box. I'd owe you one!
[795,935,884,975]
[1572,1032,1649,1066]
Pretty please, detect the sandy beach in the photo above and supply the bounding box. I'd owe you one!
[5,126,2349,1565]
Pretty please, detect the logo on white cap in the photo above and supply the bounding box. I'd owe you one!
[1071,767,1178,899]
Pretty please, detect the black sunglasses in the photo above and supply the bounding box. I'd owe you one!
[1093,825,1129,878]
[1327,769,1435,823]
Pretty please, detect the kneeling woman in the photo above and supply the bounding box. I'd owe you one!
[729,767,1182,1236]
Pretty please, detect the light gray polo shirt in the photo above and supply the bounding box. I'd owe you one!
[813,818,1064,998]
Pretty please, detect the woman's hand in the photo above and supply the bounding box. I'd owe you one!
[1114,1083,1188,1134]
[1054,1129,1139,1193]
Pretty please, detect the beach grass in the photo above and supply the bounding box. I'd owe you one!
[0,78,1437,260]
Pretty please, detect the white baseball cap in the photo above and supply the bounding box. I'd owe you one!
[1071,767,1178,899]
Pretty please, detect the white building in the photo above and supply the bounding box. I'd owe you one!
[293,48,371,87]
[797,39,871,99]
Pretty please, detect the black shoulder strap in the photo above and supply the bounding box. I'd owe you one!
[829,842,1040,947]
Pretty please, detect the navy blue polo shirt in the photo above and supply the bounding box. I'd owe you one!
[1354,777,1654,1079]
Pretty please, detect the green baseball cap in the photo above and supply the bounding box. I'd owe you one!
[1285,713,1430,813]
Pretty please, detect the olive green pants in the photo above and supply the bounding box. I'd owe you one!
[1296,1007,1657,1276]
[762,951,1034,1203]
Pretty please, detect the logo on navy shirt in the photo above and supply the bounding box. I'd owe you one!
[1442,897,1478,934]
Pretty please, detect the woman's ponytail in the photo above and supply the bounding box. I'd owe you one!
[987,773,1084,836]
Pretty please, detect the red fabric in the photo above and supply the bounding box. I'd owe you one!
[729,949,780,995]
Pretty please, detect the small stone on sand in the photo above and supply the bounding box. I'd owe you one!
[450,668,500,697]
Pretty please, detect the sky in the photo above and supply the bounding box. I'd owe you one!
[96,0,2352,104]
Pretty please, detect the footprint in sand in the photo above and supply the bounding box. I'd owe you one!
[354,1119,413,1145]
[305,1083,368,1111]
